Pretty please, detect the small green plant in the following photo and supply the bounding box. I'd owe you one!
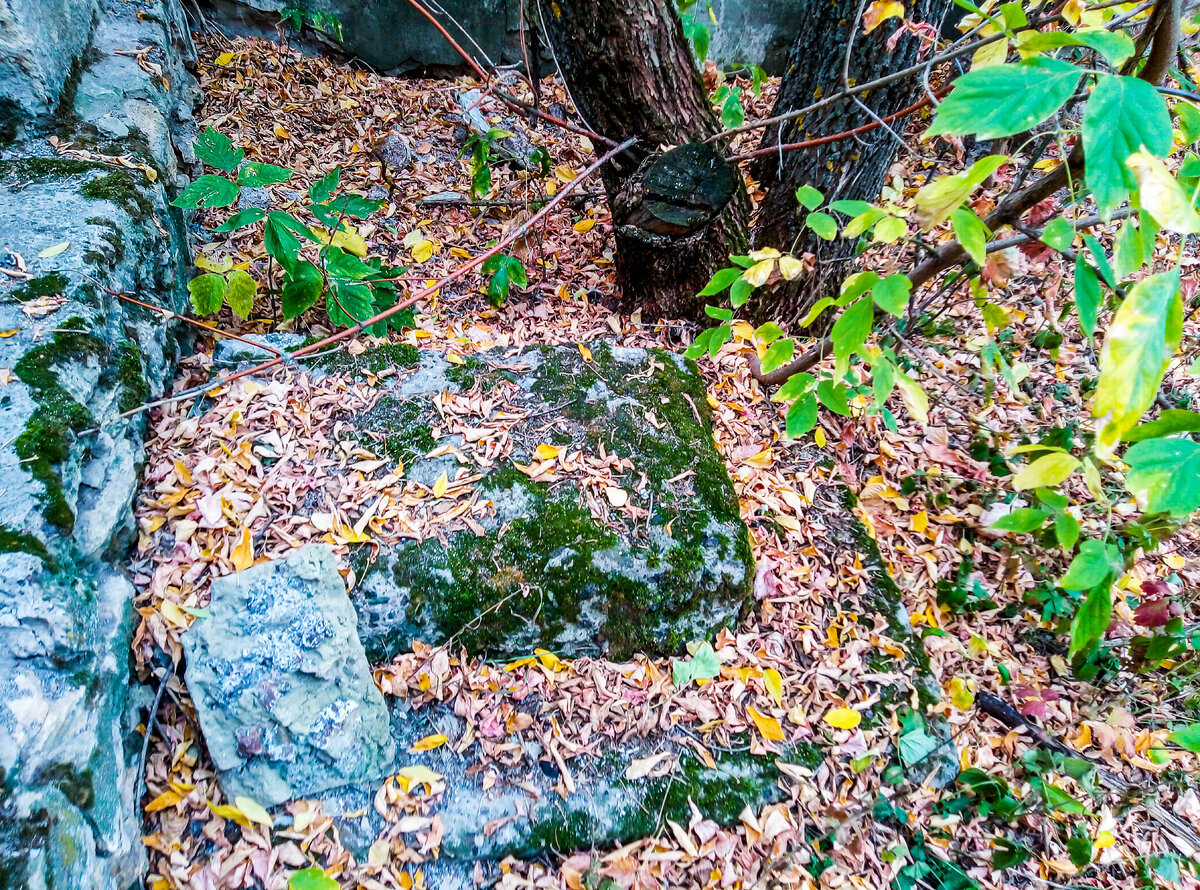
[481,253,527,308]
[172,127,413,334]
[279,5,343,42]
[459,127,550,200]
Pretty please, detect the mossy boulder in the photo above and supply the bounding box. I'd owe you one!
[345,343,754,661]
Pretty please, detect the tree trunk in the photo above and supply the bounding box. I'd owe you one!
[541,0,749,320]
[750,0,953,328]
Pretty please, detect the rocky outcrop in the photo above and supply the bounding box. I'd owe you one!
[0,1,198,888]
[337,342,755,662]
[197,0,807,74]
[183,546,397,807]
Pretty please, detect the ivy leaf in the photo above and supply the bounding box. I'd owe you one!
[289,868,338,890]
[785,393,818,438]
[171,174,239,209]
[760,338,794,374]
[871,274,912,316]
[805,211,838,240]
[794,185,824,210]
[193,126,244,172]
[951,207,990,265]
[187,273,226,315]
[280,261,323,320]
[1082,75,1173,220]
[927,58,1081,141]
[988,507,1049,533]
[1060,540,1119,591]
[698,267,742,297]
[672,641,721,686]
[309,167,341,203]
[830,297,874,373]
[1094,270,1183,455]
[224,269,257,319]
[1069,582,1113,658]
[1169,723,1200,753]
[237,162,293,187]
[1124,437,1200,516]
[211,208,266,232]
[1124,409,1200,442]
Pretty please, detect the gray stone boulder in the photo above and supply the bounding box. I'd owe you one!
[183,545,397,806]
[0,1,199,887]
[198,0,807,75]
[332,342,754,662]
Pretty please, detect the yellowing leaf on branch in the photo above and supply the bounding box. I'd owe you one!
[862,0,905,33]
[1011,451,1080,490]
[823,707,862,730]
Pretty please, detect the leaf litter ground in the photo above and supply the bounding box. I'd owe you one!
[131,34,1200,890]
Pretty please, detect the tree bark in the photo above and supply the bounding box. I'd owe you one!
[749,0,953,328]
[540,0,749,320]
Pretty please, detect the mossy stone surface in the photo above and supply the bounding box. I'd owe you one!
[348,343,754,662]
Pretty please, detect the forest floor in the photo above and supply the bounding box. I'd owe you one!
[133,34,1200,890]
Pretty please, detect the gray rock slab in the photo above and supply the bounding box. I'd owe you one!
[183,545,397,806]
[335,342,754,662]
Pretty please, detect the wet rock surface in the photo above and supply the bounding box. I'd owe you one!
[183,545,397,806]
[0,1,198,887]
[342,342,755,662]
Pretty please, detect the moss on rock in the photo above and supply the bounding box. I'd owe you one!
[349,343,754,662]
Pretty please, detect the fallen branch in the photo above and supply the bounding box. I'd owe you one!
[977,691,1200,856]
[103,136,638,426]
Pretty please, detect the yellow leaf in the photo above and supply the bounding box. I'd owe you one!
[893,369,929,424]
[813,427,827,447]
[145,789,184,812]
[604,486,629,507]
[948,677,975,710]
[214,52,236,66]
[445,352,466,365]
[572,219,595,233]
[778,255,804,281]
[822,707,862,730]
[763,668,783,706]
[1011,452,1080,491]
[159,599,189,629]
[1166,553,1186,569]
[743,447,773,468]
[234,795,274,828]
[195,253,233,274]
[207,801,252,828]
[534,443,562,461]
[410,733,448,752]
[577,342,592,362]
[535,648,561,670]
[410,238,434,263]
[1126,151,1200,234]
[863,0,905,34]
[747,705,786,741]
[911,510,929,534]
[504,655,537,670]
[432,471,449,498]
[554,164,577,182]
[331,226,368,257]
[0,330,18,339]
[273,124,290,140]
[743,259,775,287]
[231,526,254,572]
[37,241,70,258]
[396,765,444,793]
[333,523,371,544]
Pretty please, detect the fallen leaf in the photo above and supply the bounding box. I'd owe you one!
[823,707,862,730]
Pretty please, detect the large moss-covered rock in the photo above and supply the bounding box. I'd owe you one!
[0,2,198,888]
[345,342,754,662]
[183,546,397,806]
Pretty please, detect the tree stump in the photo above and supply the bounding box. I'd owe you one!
[612,142,747,319]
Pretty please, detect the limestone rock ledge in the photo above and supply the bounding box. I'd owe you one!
[0,1,198,888]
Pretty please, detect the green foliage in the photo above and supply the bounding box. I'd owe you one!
[482,253,527,307]
[174,129,411,333]
[288,868,338,890]
[680,12,1200,685]
[671,640,721,686]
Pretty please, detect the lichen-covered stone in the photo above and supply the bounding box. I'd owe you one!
[0,2,198,887]
[346,343,754,661]
[182,545,397,806]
